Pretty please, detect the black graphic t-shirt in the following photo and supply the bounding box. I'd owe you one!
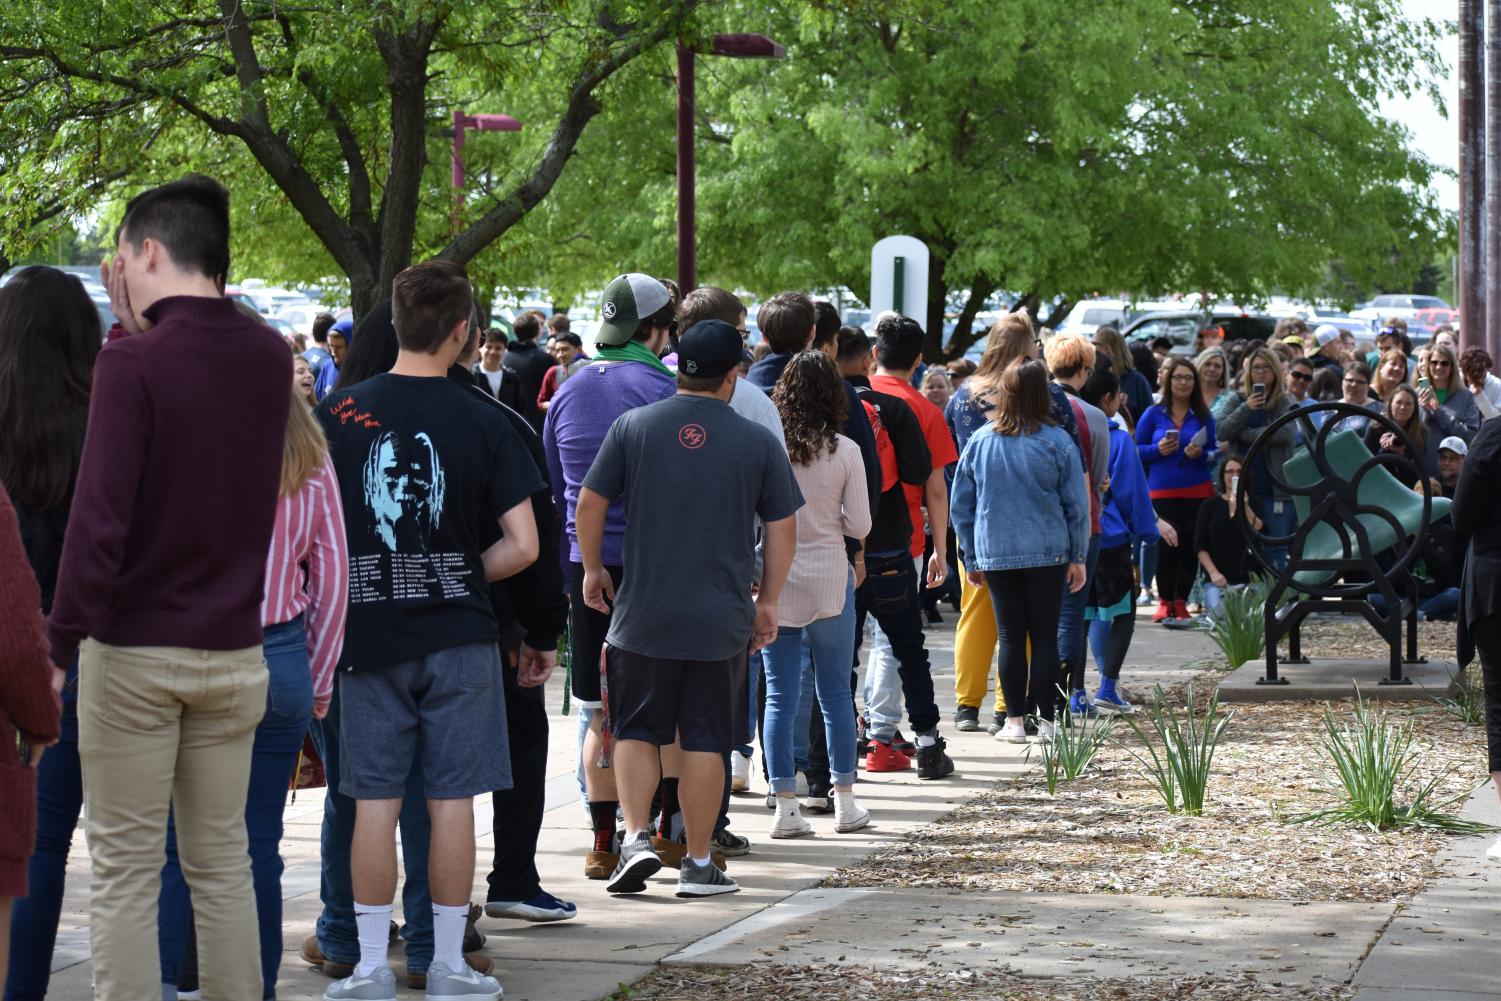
[318,373,544,670]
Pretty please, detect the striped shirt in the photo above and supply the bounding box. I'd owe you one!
[262,456,348,713]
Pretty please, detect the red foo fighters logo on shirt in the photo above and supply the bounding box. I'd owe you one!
[678,423,707,449]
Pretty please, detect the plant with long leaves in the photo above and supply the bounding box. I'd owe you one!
[1293,691,1497,834]
[1205,575,1283,669]
[1026,691,1117,794]
[1424,666,1485,728]
[1119,683,1233,816]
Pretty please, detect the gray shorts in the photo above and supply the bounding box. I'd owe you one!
[338,643,511,799]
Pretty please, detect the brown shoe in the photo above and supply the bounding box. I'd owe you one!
[585,849,618,879]
[407,952,494,990]
[464,902,486,952]
[299,934,353,979]
[652,836,726,870]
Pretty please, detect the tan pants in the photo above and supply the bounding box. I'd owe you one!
[78,640,268,1001]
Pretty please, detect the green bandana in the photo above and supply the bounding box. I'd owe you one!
[593,340,673,377]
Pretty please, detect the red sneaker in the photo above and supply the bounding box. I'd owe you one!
[1174,600,1190,621]
[865,740,912,772]
[1152,600,1172,623]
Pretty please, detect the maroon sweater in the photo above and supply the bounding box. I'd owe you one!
[47,296,291,668]
[0,490,61,894]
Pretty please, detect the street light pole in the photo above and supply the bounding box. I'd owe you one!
[451,109,524,236]
[1460,0,1484,351]
[674,33,784,294]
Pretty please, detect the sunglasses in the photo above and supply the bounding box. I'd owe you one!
[1430,360,1451,369]
[1289,371,1312,381]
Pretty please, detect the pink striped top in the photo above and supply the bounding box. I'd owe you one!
[262,456,348,714]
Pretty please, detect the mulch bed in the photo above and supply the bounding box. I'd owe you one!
[609,964,1351,1000]
[824,695,1487,902]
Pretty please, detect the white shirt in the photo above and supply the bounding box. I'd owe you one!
[478,366,505,397]
[730,377,786,447]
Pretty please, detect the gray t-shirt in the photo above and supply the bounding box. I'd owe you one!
[583,392,804,660]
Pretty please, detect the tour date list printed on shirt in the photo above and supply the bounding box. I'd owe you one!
[318,374,544,671]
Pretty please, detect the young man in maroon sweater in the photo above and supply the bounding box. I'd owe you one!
[46,176,291,1001]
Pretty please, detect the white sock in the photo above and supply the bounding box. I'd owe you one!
[690,855,712,867]
[916,733,937,748]
[353,902,394,978]
[432,902,469,973]
[625,828,650,845]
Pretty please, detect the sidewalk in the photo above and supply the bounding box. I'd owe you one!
[38,614,1037,1001]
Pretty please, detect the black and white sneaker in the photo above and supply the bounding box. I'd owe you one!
[954,706,981,732]
[712,827,751,857]
[675,858,741,898]
[605,832,661,894]
[803,777,833,813]
[916,735,955,781]
[986,712,1005,736]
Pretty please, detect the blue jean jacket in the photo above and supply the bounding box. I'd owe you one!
[951,423,1090,571]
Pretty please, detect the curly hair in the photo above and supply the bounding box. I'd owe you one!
[772,350,848,465]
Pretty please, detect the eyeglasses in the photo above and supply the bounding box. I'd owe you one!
[1169,374,1196,383]
[1430,360,1452,369]
[1289,371,1312,382]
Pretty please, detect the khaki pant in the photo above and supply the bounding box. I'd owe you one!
[78,640,268,1001]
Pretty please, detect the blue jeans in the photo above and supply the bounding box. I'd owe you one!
[735,653,763,759]
[763,583,859,791]
[313,673,433,972]
[1261,498,1297,573]
[1371,588,1461,622]
[158,618,314,999]
[1203,582,1228,618]
[1057,535,1103,693]
[5,689,80,1001]
[793,655,816,772]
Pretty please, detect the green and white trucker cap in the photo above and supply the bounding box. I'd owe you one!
[595,273,671,347]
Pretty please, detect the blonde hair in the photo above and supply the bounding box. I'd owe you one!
[1371,348,1409,400]
[1193,346,1229,391]
[969,310,1035,401]
[282,395,329,497]
[1043,333,1095,378]
[1423,343,1460,391]
[921,368,951,391]
[1239,346,1286,409]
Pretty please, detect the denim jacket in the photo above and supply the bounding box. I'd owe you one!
[951,423,1090,571]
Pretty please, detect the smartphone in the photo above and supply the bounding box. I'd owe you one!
[1162,429,1179,444]
[1417,377,1431,391]
[1251,383,1266,398]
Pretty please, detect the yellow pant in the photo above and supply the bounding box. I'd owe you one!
[79,640,268,1001]
[954,560,1002,711]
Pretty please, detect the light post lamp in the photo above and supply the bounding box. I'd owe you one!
[451,110,523,234]
[677,33,784,293]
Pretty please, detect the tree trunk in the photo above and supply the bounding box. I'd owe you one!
[944,282,997,360]
[1042,299,1073,330]
[923,252,948,362]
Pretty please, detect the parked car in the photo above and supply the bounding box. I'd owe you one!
[1350,294,1451,324]
[1121,310,1278,355]
[1412,307,1459,329]
[1055,298,1130,336]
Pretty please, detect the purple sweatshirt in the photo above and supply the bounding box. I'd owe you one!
[542,359,675,565]
[47,296,291,668]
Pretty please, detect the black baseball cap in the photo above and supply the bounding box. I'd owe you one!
[676,319,743,380]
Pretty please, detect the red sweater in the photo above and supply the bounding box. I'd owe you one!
[0,490,61,895]
[47,296,291,668]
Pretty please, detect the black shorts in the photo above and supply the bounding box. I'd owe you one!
[605,646,736,754]
[569,562,622,707]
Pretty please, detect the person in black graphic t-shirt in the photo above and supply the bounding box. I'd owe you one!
[316,260,540,1001]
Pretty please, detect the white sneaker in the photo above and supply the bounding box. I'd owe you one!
[995,720,1028,744]
[833,791,870,833]
[794,771,810,797]
[1486,835,1501,862]
[731,751,751,792]
[1034,719,1058,743]
[770,799,814,839]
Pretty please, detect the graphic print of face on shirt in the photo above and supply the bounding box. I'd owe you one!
[362,431,446,551]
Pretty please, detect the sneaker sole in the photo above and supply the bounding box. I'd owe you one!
[769,825,815,839]
[483,901,576,922]
[675,881,741,898]
[713,841,750,859]
[954,720,980,732]
[731,779,749,792]
[918,767,955,781]
[834,814,871,833]
[606,852,662,894]
[803,798,834,813]
[995,733,1028,744]
[423,990,500,1001]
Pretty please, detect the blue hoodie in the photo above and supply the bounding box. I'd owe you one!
[1100,426,1160,549]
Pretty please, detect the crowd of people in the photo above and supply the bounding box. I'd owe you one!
[2,173,1501,1001]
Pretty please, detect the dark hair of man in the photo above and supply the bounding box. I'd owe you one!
[992,359,1053,436]
[1150,336,1173,352]
[678,286,743,331]
[1461,345,1494,386]
[874,314,924,371]
[1129,342,1158,387]
[117,174,231,279]
[335,302,399,391]
[557,332,583,349]
[772,350,849,465]
[757,291,816,354]
[391,259,474,354]
[677,370,731,393]
[836,326,873,366]
[547,313,571,335]
[1289,356,1313,376]
[812,301,841,351]
[0,267,101,510]
[312,312,336,344]
[630,300,675,344]
[512,312,542,342]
